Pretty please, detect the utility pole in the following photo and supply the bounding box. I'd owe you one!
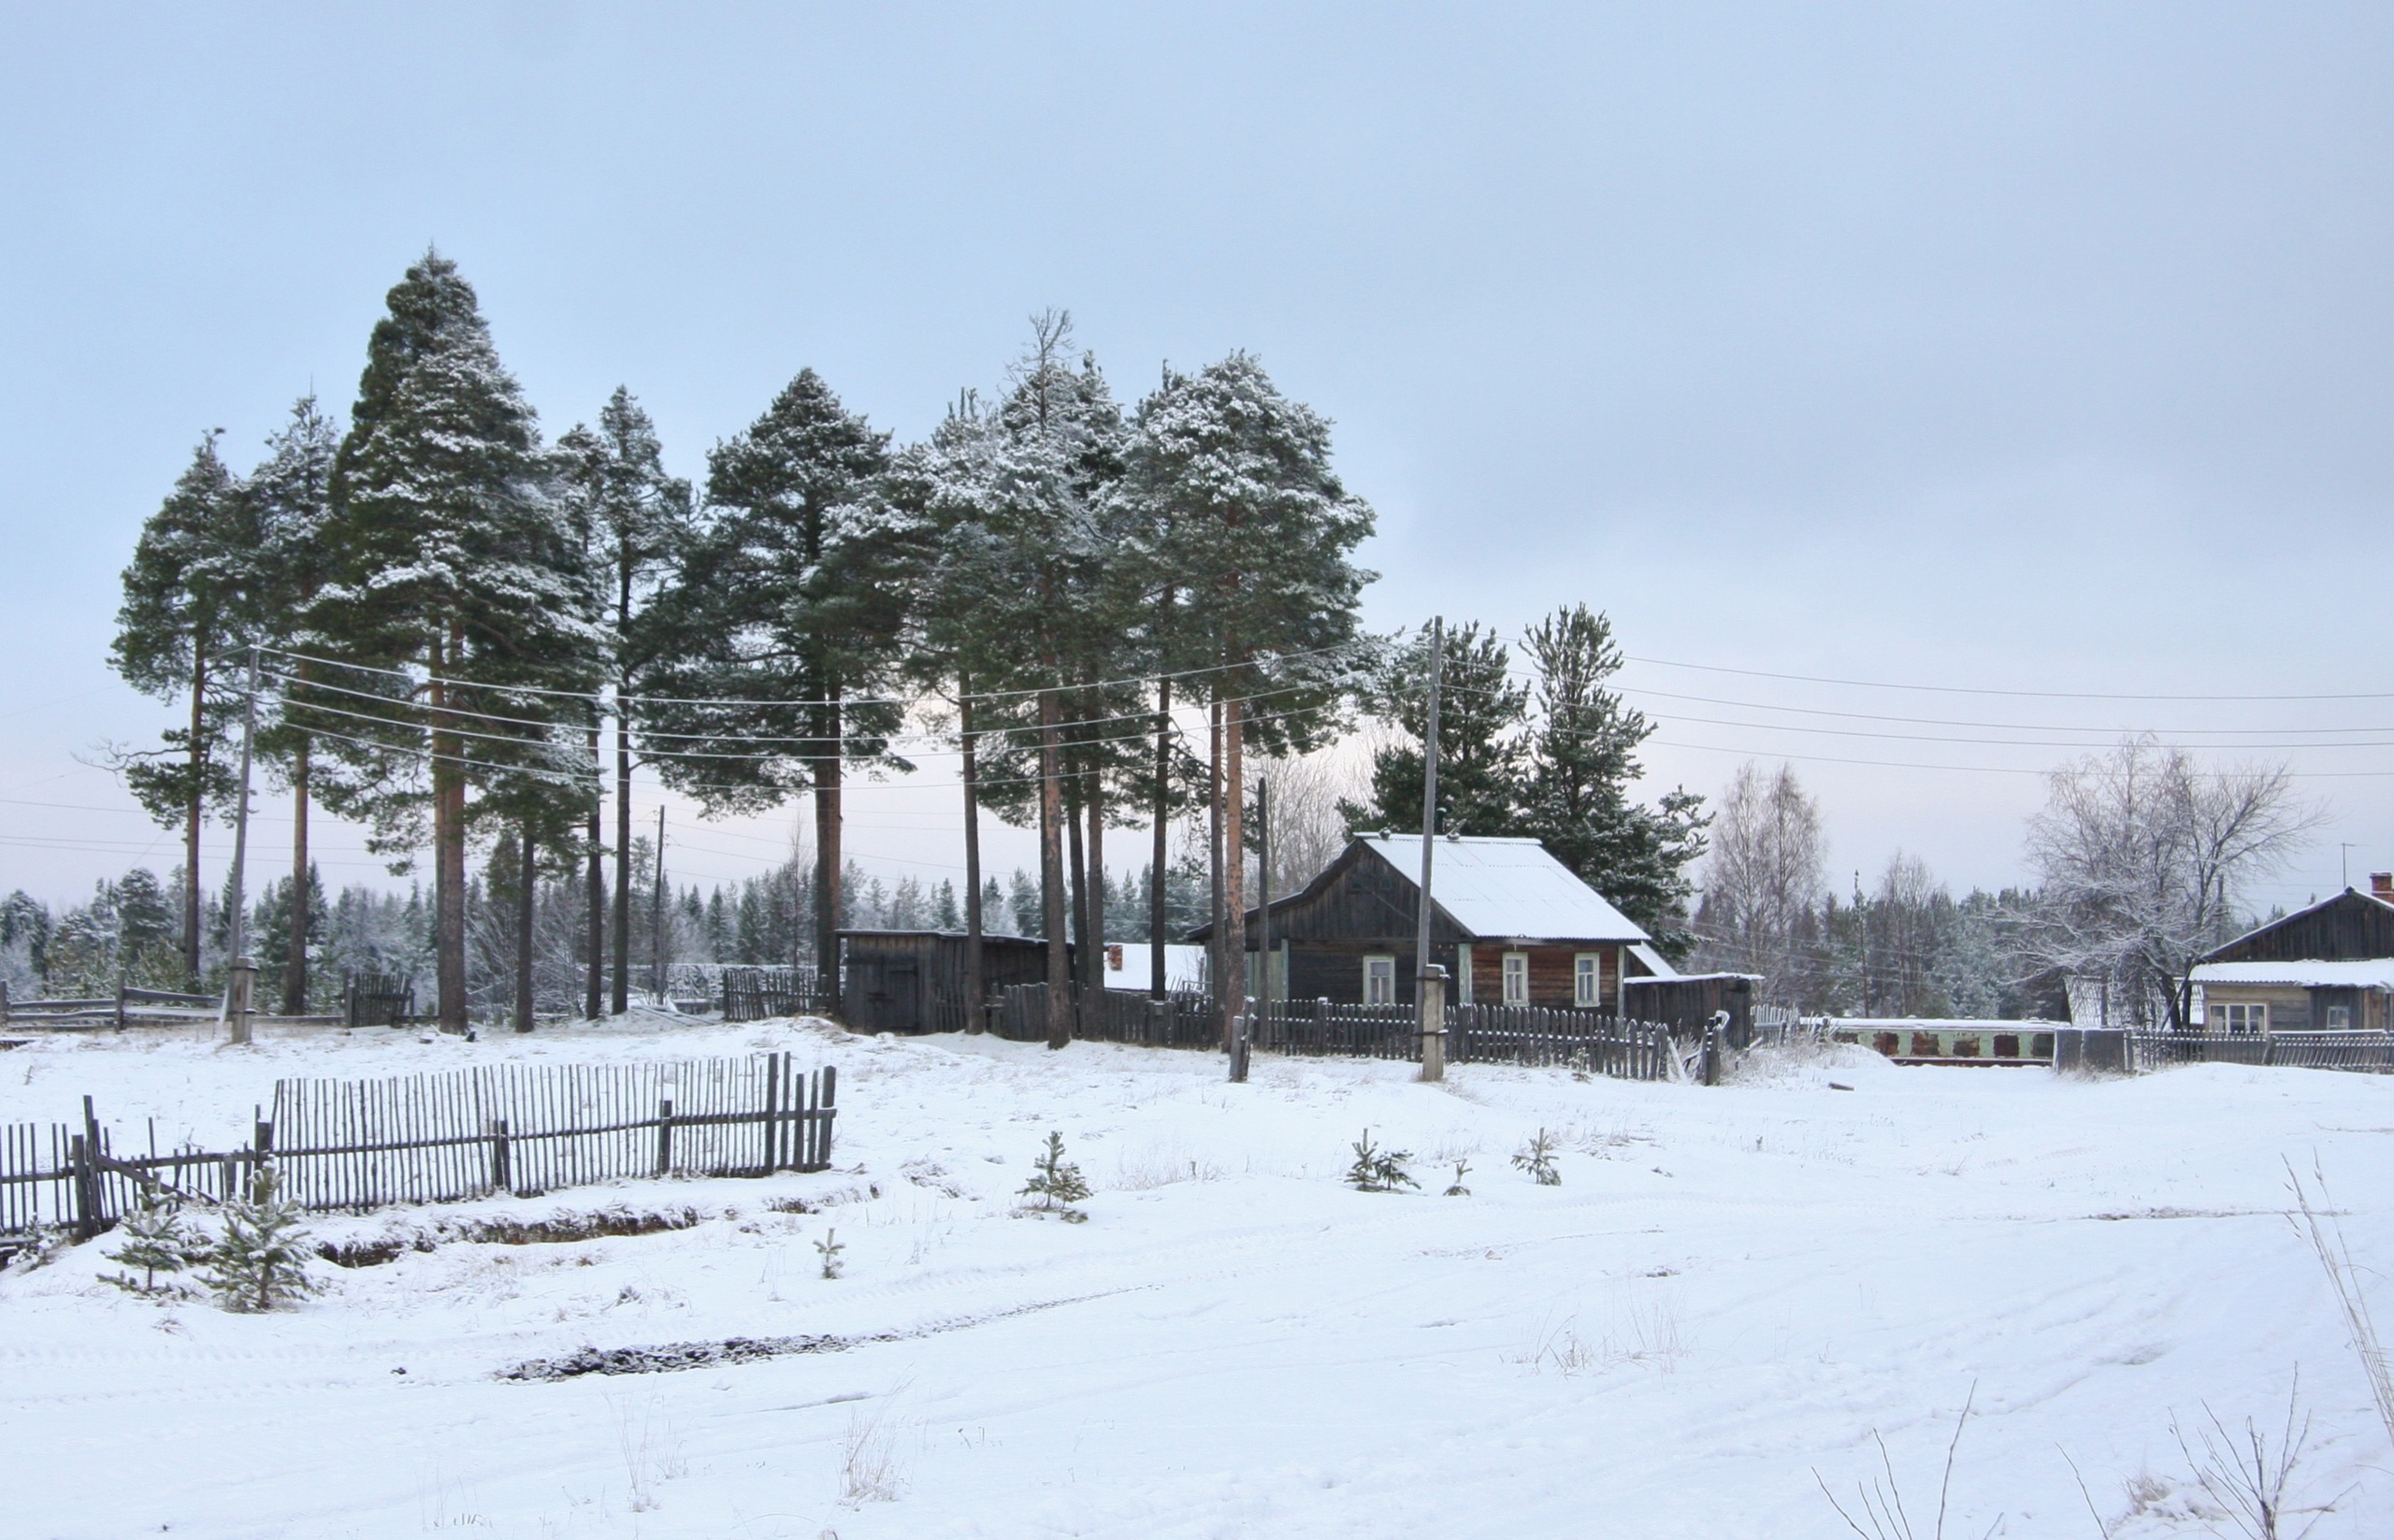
[224,644,262,1046]
[651,806,667,1007]
[1416,617,1446,1083]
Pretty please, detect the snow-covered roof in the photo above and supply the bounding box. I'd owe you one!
[1627,943,1680,980]
[1355,834,1649,943]
[2189,960,2394,989]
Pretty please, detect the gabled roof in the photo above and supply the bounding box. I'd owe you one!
[1353,834,1650,943]
[2200,886,2394,965]
[2190,959,2394,990]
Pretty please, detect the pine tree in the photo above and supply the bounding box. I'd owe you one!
[634,369,916,974]
[1017,1130,1090,1219]
[311,252,605,1033]
[559,388,690,1015]
[1517,606,1709,957]
[1345,1130,1417,1192]
[247,396,343,1012]
[110,433,256,985]
[200,1173,318,1312]
[1511,1129,1562,1186]
[104,1187,203,1293]
[1125,354,1375,1043]
[1350,622,1527,839]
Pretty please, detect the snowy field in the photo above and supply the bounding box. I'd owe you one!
[4,1018,2389,1539]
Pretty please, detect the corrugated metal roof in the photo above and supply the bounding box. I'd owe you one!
[1357,834,1649,943]
[2190,959,2394,989]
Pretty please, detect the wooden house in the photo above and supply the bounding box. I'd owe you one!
[1190,833,1666,1011]
[836,930,1073,1034]
[2186,876,2394,1034]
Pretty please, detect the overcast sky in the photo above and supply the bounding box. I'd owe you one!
[1,3,2387,914]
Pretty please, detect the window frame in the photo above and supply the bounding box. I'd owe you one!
[1574,952,1602,1010]
[1363,954,1397,1006]
[2210,1001,2266,1035]
[2325,1003,2352,1030]
[1501,951,1531,1007]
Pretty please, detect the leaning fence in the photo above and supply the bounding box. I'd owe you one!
[0,1054,838,1254]
[2126,1029,2393,1074]
[721,966,832,1023]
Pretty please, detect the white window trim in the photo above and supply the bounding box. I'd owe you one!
[2211,1001,2266,1035]
[1574,952,1602,1009]
[1363,955,1397,1006]
[1501,951,1530,1007]
[2325,1003,2352,1029]
[1455,945,1474,1005]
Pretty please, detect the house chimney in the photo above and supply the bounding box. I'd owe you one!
[2372,872,2393,902]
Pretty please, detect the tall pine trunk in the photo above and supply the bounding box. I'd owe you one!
[1086,767,1104,994]
[1065,767,1088,1002]
[813,693,843,996]
[182,648,207,985]
[513,823,536,1033]
[282,738,309,1014]
[1037,684,1071,1049]
[1149,675,1171,999]
[430,626,469,1034]
[584,724,603,1018]
[612,704,632,1015]
[1209,695,1226,1045]
[959,684,985,1031]
[1221,684,1248,1038]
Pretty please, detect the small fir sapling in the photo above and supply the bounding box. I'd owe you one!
[1444,1159,1472,1198]
[1513,1130,1562,1186]
[199,1173,318,1312]
[104,1187,204,1294]
[1018,1130,1091,1221]
[1346,1130,1418,1193]
[815,1228,844,1279]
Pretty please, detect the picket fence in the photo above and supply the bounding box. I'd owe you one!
[2127,1029,2393,1074]
[720,966,832,1023]
[984,985,1674,1080]
[0,1054,837,1254]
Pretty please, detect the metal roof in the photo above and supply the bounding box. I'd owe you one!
[1356,834,1650,943]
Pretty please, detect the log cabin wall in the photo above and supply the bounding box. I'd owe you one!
[2206,890,2394,964]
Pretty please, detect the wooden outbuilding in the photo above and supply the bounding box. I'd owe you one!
[1621,971,1761,1046]
[1190,833,1666,1012]
[836,930,1074,1034]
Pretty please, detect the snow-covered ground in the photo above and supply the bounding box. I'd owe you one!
[4,1018,2388,1539]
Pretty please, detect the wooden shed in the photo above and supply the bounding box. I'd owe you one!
[1621,971,1761,1046]
[836,930,1073,1035]
[1190,834,1654,1011]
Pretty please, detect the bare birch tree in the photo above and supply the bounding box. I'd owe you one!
[1694,762,1824,1006]
[2020,738,2316,1029]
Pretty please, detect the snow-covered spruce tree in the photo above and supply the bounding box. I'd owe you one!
[310,252,606,1033]
[558,388,690,1016]
[1512,1130,1562,1186]
[104,1187,204,1294]
[246,395,343,1014]
[1123,354,1375,1044]
[633,369,916,978]
[200,1173,318,1312]
[1018,1130,1091,1220]
[109,432,256,986]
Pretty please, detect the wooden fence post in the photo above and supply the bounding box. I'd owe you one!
[488,1117,512,1194]
[817,1066,837,1169]
[656,1090,674,1176]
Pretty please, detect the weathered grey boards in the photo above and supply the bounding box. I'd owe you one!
[0,1055,837,1252]
[721,966,831,1023]
[838,930,1073,1034]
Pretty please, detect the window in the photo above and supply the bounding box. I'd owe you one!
[1574,953,1602,1009]
[1455,946,1474,1005]
[2326,1004,2352,1029]
[1502,952,1530,1007]
[1363,955,1396,1005]
[2211,1002,2266,1034]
